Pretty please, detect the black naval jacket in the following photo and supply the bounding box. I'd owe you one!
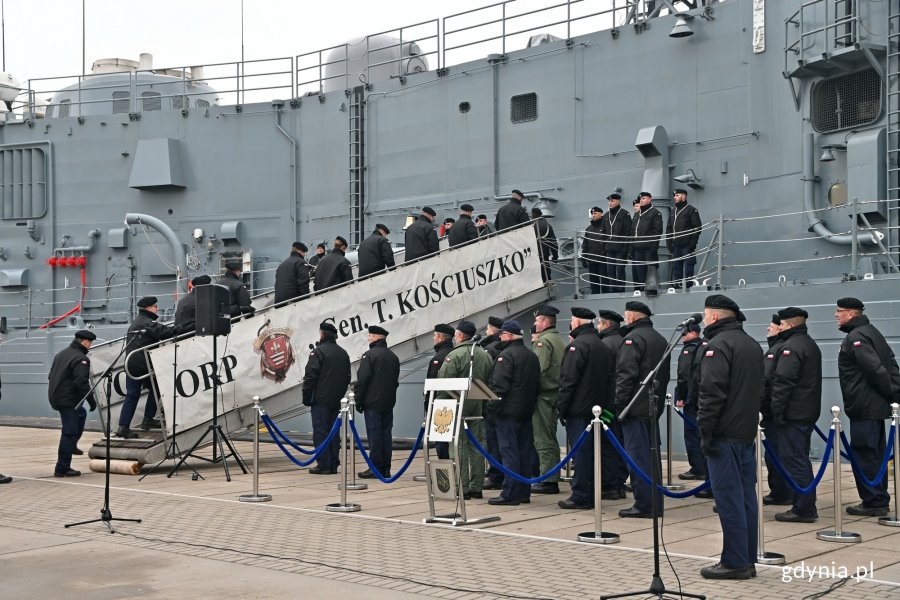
[534,217,559,262]
[599,205,633,255]
[559,323,613,419]
[697,318,763,445]
[614,318,670,421]
[489,339,540,422]
[598,326,624,356]
[761,333,787,420]
[125,308,175,378]
[404,215,439,261]
[448,214,479,247]
[674,338,701,406]
[581,218,605,260]
[357,232,396,277]
[838,315,900,420]
[494,198,530,231]
[665,202,702,251]
[427,340,454,381]
[302,336,351,408]
[220,271,254,317]
[48,340,96,410]
[354,339,400,413]
[770,324,822,425]
[273,253,310,303]
[313,249,353,291]
[173,291,198,335]
[631,204,663,252]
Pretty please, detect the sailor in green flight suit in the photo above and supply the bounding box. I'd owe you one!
[437,320,493,499]
[530,305,565,494]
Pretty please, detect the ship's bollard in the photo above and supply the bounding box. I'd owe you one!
[817,406,860,542]
[664,394,684,491]
[755,412,784,564]
[578,406,620,544]
[326,397,361,513]
[239,397,273,503]
[340,392,368,491]
[878,403,900,528]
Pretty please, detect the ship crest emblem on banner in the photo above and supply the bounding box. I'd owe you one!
[253,320,295,383]
[433,407,454,434]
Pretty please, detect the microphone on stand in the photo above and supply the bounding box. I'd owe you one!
[471,333,482,343]
[676,313,704,329]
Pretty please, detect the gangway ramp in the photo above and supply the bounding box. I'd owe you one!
[88,225,550,464]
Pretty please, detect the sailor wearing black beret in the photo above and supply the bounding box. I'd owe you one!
[220,258,254,317]
[357,221,397,277]
[176,275,213,334]
[319,321,338,335]
[427,323,458,459]
[405,206,440,261]
[368,325,389,337]
[674,318,705,484]
[74,329,97,341]
[624,300,652,316]
[434,323,455,337]
[355,322,400,479]
[570,306,595,320]
[697,293,764,580]
[596,309,623,323]
[836,297,865,311]
[449,202,479,247]
[593,305,629,497]
[582,205,605,294]
[275,241,311,303]
[777,306,808,320]
[761,312,789,506]
[495,188,530,232]
[136,296,157,308]
[535,305,559,318]
[314,236,353,291]
[456,320,478,337]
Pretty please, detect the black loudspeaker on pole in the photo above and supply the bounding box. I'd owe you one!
[194,284,232,337]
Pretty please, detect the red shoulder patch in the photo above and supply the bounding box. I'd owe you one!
[497,357,504,362]
[766,354,774,359]
[568,347,576,352]
[624,340,633,345]
[782,350,791,356]
[537,342,544,347]
[705,350,714,357]
[445,357,451,362]
[682,350,689,355]
[853,340,862,347]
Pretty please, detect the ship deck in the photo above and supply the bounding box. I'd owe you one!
[1,424,898,599]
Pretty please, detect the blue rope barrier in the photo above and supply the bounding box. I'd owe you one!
[265,414,318,455]
[262,413,342,468]
[347,419,425,483]
[674,408,699,430]
[839,427,895,488]
[814,424,849,459]
[465,424,590,485]
[761,428,834,495]
[604,426,711,498]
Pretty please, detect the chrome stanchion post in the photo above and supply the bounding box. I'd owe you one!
[341,392,368,491]
[326,397,361,512]
[755,412,784,564]
[562,438,573,482]
[239,397,273,503]
[579,406,620,544]
[879,403,900,527]
[664,393,684,490]
[817,406,860,542]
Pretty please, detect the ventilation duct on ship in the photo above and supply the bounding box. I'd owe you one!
[125,212,188,290]
[634,125,670,200]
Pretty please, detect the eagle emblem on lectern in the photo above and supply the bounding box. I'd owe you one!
[432,407,454,434]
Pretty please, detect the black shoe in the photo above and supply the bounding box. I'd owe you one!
[713,504,718,513]
[845,503,888,517]
[115,427,138,439]
[531,482,559,494]
[463,491,483,500]
[750,566,757,578]
[618,506,653,518]
[483,480,503,490]
[357,469,376,479]
[618,487,628,499]
[519,497,531,504]
[601,489,622,500]
[488,496,520,506]
[0,474,11,484]
[558,499,593,510]
[309,466,337,475]
[695,488,714,499]
[72,447,84,456]
[762,494,792,506]
[678,470,706,481]
[54,469,81,478]
[700,563,753,580]
[774,510,817,523]
[141,418,162,431]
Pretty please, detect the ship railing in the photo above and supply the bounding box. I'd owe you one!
[784,0,865,74]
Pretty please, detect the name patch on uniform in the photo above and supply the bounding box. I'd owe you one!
[782,350,791,356]
[853,341,862,347]
[705,350,714,357]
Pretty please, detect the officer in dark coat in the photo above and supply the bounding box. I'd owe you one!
[630,192,663,291]
[308,243,327,268]
[220,259,254,317]
[697,294,763,580]
[531,207,558,282]
[674,324,706,481]
[761,313,790,505]
[479,316,506,488]
[487,320,540,506]
[557,307,613,509]
[448,204,479,247]
[614,300,669,518]
[313,237,353,291]
[770,307,822,523]
[475,214,493,237]
[665,188,702,288]
[494,189,530,231]
[273,242,310,303]
[118,296,175,438]
[835,297,899,516]
[427,323,456,460]
[357,224,396,278]
[581,207,605,295]
[596,309,629,498]
[174,274,211,335]
[354,325,400,478]
[48,330,97,477]
[404,207,439,261]
[599,193,632,293]
[302,321,351,475]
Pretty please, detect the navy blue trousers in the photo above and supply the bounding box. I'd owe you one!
[496,418,534,502]
[566,417,594,505]
[776,422,817,517]
[683,402,707,477]
[119,376,157,428]
[364,409,393,474]
[707,440,757,569]
[849,419,890,508]
[631,248,658,289]
[670,244,696,286]
[762,418,790,500]
[56,406,87,474]
[601,418,628,492]
[622,419,662,514]
[601,251,627,293]
[484,413,503,483]
[312,403,341,471]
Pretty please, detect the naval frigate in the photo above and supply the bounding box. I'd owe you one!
[0,0,896,458]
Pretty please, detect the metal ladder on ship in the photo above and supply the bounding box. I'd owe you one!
[888,0,900,260]
[348,87,365,246]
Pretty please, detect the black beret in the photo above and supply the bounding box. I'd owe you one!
[368,325,389,336]
[316,243,327,250]
[500,320,523,335]
[74,329,96,341]
[422,206,436,217]
[375,224,390,235]
[488,316,504,328]
[531,207,543,217]
[633,198,641,206]
[292,241,308,252]
[456,320,477,336]
[535,305,559,317]
[777,306,808,320]
[771,313,782,325]
[674,188,688,196]
[434,323,455,336]
[460,203,474,212]
[639,191,652,198]
[224,259,242,271]
[737,310,748,323]
[596,309,623,323]
[837,297,864,311]
[319,321,337,334]
[704,294,740,313]
[571,307,595,320]
[683,323,701,334]
[477,214,488,220]
[137,296,158,308]
[335,236,348,247]
[191,274,212,286]
[511,189,524,197]
[607,193,621,200]
[590,206,603,213]
[625,300,652,316]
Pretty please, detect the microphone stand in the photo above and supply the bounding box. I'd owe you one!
[601,323,704,600]
[65,334,142,533]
